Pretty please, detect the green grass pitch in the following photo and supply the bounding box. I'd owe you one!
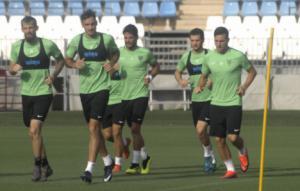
[0,110,300,191]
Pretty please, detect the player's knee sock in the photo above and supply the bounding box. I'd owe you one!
[202,144,212,157]
[224,159,235,171]
[41,157,49,167]
[85,161,95,173]
[115,157,122,166]
[34,157,42,166]
[132,150,140,164]
[140,147,148,160]
[102,155,113,166]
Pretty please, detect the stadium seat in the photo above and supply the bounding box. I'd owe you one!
[119,16,136,28]
[224,16,242,30]
[123,1,140,17]
[206,16,223,31]
[159,1,177,18]
[67,0,83,16]
[0,1,5,16]
[223,1,239,16]
[279,15,297,27]
[30,1,46,16]
[85,1,102,16]
[64,15,84,40]
[142,1,159,18]
[279,1,297,16]
[48,1,64,16]
[8,1,25,16]
[104,0,121,16]
[241,1,258,16]
[136,23,145,38]
[260,1,277,16]
[7,16,23,39]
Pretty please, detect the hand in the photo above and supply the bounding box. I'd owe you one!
[179,79,189,88]
[9,64,22,75]
[73,58,85,69]
[45,75,55,85]
[237,85,246,96]
[144,75,152,85]
[193,86,203,94]
[103,63,112,72]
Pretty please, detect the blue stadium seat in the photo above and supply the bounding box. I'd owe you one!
[123,1,140,17]
[260,1,277,16]
[0,1,5,16]
[86,1,102,16]
[142,1,159,18]
[48,1,64,16]
[68,0,83,16]
[241,1,258,16]
[30,1,45,16]
[104,1,121,16]
[159,1,176,18]
[223,2,239,16]
[279,1,297,16]
[8,1,25,16]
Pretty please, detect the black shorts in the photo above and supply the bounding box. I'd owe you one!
[80,90,109,123]
[122,97,149,127]
[22,94,53,127]
[191,101,210,126]
[102,102,125,129]
[209,105,242,138]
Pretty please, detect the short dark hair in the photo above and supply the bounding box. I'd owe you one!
[123,24,138,37]
[21,16,37,27]
[214,26,229,38]
[189,28,204,40]
[80,9,96,21]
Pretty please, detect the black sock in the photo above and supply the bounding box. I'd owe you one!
[34,157,42,166]
[41,158,49,167]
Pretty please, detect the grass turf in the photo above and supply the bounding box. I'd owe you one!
[0,110,299,191]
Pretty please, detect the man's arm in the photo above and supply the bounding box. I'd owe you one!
[8,61,22,75]
[194,73,208,94]
[45,57,65,85]
[237,65,257,96]
[174,69,189,88]
[144,63,159,84]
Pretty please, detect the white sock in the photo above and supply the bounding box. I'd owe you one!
[85,161,95,173]
[202,144,212,157]
[122,137,127,145]
[224,159,235,172]
[115,157,122,166]
[132,150,140,164]
[102,155,112,166]
[239,147,246,155]
[210,150,216,164]
[140,147,148,160]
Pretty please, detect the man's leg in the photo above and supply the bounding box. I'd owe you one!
[227,134,249,173]
[215,137,237,178]
[196,121,216,173]
[28,119,43,181]
[111,123,124,172]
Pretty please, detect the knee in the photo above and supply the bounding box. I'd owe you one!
[28,127,40,138]
[227,134,238,143]
[215,137,225,145]
[102,130,112,141]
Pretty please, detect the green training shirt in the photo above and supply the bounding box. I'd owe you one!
[119,46,157,100]
[66,33,118,94]
[10,38,63,96]
[108,78,122,105]
[177,49,211,102]
[202,48,252,106]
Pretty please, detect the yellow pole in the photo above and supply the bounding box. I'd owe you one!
[259,28,274,191]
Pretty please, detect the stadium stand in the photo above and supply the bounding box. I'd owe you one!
[8,0,25,16]
[47,0,64,16]
[260,1,278,16]
[67,0,83,16]
[142,0,159,18]
[159,0,177,18]
[223,1,240,16]
[123,0,140,17]
[85,0,102,16]
[30,1,46,16]
[104,0,121,16]
[241,1,259,16]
